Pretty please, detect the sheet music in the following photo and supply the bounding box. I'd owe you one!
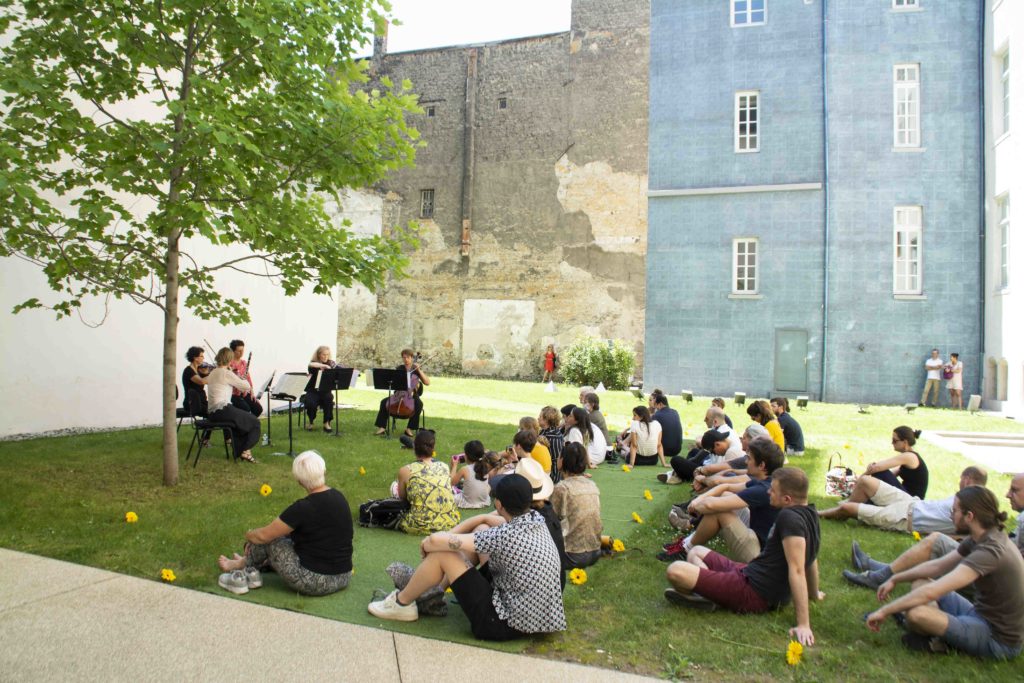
[254,373,274,401]
[350,369,360,389]
[272,372,309,399]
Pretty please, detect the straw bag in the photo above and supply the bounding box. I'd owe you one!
[825,453,857,498]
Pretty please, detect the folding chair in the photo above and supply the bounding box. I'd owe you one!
[183,406,234,468]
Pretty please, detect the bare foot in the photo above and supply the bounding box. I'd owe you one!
[374,428,386,436]
[218,553,245,571]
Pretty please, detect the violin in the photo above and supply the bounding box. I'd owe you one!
[197,362,216,377]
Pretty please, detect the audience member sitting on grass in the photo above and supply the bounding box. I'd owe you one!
[583,392,611,452]
[663,429,732,485]
[819,466,986,536]
[746,400,785,452]
[864,426,930,499]
[770,397,804,456]
[516,419,552,473]
[450,440,491,509]
[864,486,1024,659]
[659,437,785,562]
[396,430,460,535]
[711,397,733,428]
[664,467,823,647]
[217,450,352,597]
[367,474,567,640]
[551,442,603,569]
[705,404,742,451]
[650,391,683,459]
[690,423,768,492]
[844,471,1023,589]
[620,405,666,468]
[539,406,564,482]
[564,406,607,467]
[516,456,569,588]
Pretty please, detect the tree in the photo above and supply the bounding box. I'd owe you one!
[0,0,421,485]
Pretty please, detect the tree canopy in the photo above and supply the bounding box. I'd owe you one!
[0,0,421,484]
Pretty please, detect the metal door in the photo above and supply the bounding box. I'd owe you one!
[774,329,808,393]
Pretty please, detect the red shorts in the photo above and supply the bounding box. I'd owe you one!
[693,550,770,613]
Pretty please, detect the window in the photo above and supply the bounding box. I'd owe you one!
[998,195,1010,289]
[894,64,921,147]
[893,0,919,9]
[1000,50,1010,135]
[419,189,434,219]
[731,0,766,27]
[733,238,759,294]
[498,97,507,110]
[893,206,923,295]
[426,105,436,117]
[735,91,759,152]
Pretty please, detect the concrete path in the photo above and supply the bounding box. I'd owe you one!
[0,549,655,683]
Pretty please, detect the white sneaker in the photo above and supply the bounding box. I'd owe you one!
[218,570,249,595]
[658,470,682,485]
[368,589,419,622]
[244,567,262,589]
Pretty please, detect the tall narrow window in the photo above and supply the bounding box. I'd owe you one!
[735,91,759,153]
[1001,50,1010,135]
[998,196,1010,289]
[893,206,923,295]
[731,0,766,27]
[419,189,434,219]
[894,64,921,148]
[733,238,759,294]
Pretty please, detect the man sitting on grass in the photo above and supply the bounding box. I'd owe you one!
[865,486,1023,659]
[690,423,768,493]
[819,466,988,536]
[664,467,823,647]
[659,437,784,562]
[662,429,735,484]
[367,474,566,640]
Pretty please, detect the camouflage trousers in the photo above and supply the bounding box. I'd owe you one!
[246,537,350,597]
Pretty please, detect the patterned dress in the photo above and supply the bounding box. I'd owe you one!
[397,460,460,534]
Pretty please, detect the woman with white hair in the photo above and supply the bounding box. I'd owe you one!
[216,450,353,596]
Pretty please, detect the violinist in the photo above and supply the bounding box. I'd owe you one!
[228,339,263,417]
[305,345,336,432]
[374,348,430,437]
[182,346,211,417]
[206,347,261,463]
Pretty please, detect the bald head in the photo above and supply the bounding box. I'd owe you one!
[959,466,988,488]
[1007,473,1024,513]
[706,406,725,427]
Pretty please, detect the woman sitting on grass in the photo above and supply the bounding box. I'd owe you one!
[564,405,607,467]
[862,426,929,500]
[551,442,602,569]
[216,450,352,596]
[626,405,665,468]
[450,440,491,509]
[518,416,553,474]
[746,400,785,452]
[396,430,460,534]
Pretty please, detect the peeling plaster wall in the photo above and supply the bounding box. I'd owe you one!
[337,0,650,378]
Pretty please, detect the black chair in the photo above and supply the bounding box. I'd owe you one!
[183,404,233,469]
[175,386,190,432]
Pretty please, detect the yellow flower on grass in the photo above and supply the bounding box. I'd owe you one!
[621,464,631,472]
[125,511,138,523]
[161,568,177,583]
[568,568,588,585]
[786,640,803,666]
[259,484,272,497]
[643,489,653,501]
[843,443,851,449]
[359,466,366,475]
[612,539,625,553]
[632,512,644,524]
[913,531,922,541]
[445,586,453,593]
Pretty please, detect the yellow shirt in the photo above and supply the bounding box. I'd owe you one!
[530,443,552,473]
[766,420,786,451]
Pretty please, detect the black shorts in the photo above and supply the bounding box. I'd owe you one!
[450,567,525,641]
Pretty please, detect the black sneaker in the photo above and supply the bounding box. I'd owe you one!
[901,632,948,654]
[657,549,687,563]
[664,588,717,611]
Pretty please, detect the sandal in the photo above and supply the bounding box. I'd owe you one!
[404,429,415,438]
[240,451,258,464]
[374,428,387,436]
[304,424,315,432]
[323,425,332,433]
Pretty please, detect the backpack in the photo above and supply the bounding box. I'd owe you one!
[358,498,410,530]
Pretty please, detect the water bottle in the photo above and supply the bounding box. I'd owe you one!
[261,433,269,447]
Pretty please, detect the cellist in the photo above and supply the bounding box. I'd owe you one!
[374,348,430,437]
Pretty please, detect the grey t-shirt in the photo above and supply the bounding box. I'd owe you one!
[909,496,955,535]
[958,529,1024,648]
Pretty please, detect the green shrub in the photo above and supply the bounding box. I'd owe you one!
[560,336,636,390]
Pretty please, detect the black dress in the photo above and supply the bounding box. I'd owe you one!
[304,364,334,425]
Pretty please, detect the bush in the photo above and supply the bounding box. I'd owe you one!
[559,336,636,390]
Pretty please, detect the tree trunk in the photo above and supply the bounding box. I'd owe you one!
[162,234,180,486]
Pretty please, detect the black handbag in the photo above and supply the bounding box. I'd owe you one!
[358,498,410,529]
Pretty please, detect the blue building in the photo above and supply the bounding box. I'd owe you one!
[645,0,983,404]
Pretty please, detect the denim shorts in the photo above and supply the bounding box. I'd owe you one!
[938,591,1022,660]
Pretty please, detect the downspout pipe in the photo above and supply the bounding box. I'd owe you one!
[820,0,831,402]
[977,0,986,400]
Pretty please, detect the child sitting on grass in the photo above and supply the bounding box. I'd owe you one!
[450,440,491,509]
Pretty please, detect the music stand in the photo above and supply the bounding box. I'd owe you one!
[318,367,356,439]
[371,368,408,438]
[269,372,309,457]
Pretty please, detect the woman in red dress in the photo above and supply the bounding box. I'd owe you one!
[543,344,558,382]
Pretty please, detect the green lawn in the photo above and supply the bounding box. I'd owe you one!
[1,377,1021,681]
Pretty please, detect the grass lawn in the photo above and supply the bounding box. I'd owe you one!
[1,377,1022,681]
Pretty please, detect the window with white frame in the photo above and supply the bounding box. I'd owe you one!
[893,0,919,9]
[735,91,759,152]
[894,64,921,148]
[419,189,434,219]
[732,238,759,294]
[731,0,766,26]
[893,206,923,294]
[1000,50,1010,135]
[998,195,1010,289]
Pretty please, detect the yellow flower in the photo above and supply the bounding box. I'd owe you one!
[161,568,177,583]
[445,586,453,593]
[125,511,138,523]
[632,512,644,524]
[913,531,921,541]
[621,464,631,472]
[843,443,851,449]
[612,539,625,553]
[259,484,272,497]
[643,489,653,501]
[359,466,366,475]
[568,568,588,585]
[786,640,803,666]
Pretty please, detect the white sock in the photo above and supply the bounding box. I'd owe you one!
[681,536,693,554]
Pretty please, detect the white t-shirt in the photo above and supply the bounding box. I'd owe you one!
[206,367,252,412]
[630,420,662,456]
[925,357,945,380]
[566,426,607,466]
[717,423,743,453]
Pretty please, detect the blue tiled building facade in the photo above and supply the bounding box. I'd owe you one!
[645,0,982,404]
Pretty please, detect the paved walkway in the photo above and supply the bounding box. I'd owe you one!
[0,549,654,683]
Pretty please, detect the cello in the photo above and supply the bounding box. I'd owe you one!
[387,353,425,419]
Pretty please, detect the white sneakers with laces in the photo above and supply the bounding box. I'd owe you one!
[368,589,419,622]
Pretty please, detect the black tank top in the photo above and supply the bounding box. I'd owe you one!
[898,451,929,499]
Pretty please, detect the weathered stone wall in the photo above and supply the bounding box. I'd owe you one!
[336,0,650,379]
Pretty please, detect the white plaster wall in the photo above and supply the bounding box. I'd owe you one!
[983,0,1022,416]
